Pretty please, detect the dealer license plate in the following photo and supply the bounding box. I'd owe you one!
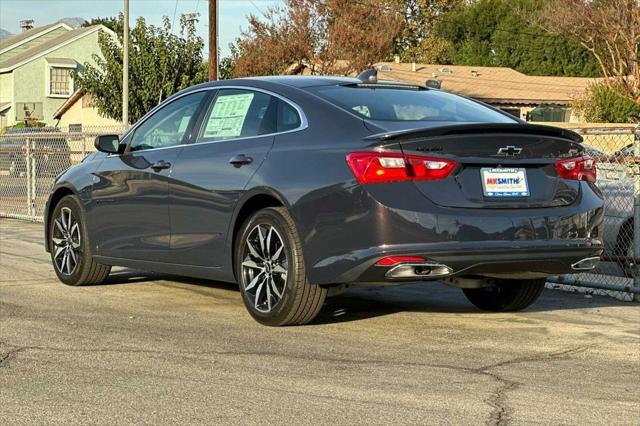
[481,168,529,197]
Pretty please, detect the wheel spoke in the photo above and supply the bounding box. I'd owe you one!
[257,226,266,258]
[269,276,283,299]
[242,259,263,270]
[271,243,283,262]
[68,247,78,266]
[54,245,65,260]
[54,219,65,235]
[61,251,68,274]
[51,237,64,246]
[65,250,73,274]
[61,209,70,231]
[244,271,264,291]
[265,226,273,258]
[265,276,272,311]
[247,236,262,260]
[273,264,287,275]
[254,278,266,309]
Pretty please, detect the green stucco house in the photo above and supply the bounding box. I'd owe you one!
[0,22,112,128]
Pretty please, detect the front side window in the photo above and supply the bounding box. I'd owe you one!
[49,67,72,96]
[198,89,278,142]
[310,85,516,124]
[130,91,207,152]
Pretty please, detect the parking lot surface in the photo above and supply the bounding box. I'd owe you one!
[1,218,639,425]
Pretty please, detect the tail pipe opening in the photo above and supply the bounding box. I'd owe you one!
[376,256,453,279]
[571,256,600,271]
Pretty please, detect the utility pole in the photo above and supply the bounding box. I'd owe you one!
[123,0,130,125]
[208,0,218,81]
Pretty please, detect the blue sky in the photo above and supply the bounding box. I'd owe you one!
[0,0,284,57]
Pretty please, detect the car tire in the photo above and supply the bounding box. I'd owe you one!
[235,207,326,326]
[462,278,545,312]
[49,195,111,286]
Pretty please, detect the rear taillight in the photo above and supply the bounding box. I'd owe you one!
[555,156,596,183]
[346,152,457,184]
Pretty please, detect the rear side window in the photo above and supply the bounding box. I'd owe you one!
[198,89,277,142]
[278,100,302,132]
[310,86,515,123]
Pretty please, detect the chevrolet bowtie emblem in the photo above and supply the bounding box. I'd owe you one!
[497,146,523,156]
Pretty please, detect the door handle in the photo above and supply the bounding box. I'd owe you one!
[229,154,253,167]
[150,160,171,172]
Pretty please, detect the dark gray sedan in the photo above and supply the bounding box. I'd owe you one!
[45,75,604,326]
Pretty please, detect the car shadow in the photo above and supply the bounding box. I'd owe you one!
[94,268,634,325]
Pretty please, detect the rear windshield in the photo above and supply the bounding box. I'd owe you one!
[310,85,516,123]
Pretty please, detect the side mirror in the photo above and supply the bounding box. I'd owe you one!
[94,134,122,154]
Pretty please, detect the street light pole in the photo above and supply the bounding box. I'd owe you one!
[123,0,130,125]
[208,0,218,81]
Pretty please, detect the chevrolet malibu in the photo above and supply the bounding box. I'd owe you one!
[45,74,604,326]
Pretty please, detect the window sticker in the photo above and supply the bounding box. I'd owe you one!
[352,105,371,117]
[177,115,191,134]
[204,93,254,138]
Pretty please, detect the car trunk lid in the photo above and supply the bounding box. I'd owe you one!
[364,123,585,209]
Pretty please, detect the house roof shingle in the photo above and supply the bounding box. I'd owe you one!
[375,62,598,106]
[0,26,100,71]
[0,23,64,51]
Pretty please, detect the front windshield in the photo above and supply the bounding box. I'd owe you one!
[311,85,516,124]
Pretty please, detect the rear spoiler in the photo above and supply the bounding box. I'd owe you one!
[363,123,583,143]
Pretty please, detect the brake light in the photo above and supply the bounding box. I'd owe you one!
[555,156,596,183]
[346,152,457,184]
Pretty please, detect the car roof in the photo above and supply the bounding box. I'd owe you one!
[188,75,427,91]
[239,75,362,88]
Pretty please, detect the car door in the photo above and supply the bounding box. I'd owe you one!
[169,88,302,269]
[90,90,210,262]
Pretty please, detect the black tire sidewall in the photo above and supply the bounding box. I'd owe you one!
[235,208,303,326]
[463,278,545,312]
[49,195,92,286]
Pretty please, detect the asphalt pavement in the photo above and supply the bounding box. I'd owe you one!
[1,218,639,425]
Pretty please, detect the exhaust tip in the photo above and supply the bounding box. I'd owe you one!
[385,262,453,279]
[571,256,600,271]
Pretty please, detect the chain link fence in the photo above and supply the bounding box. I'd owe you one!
[0,125,126,220]
[0,124,638,292]
[546,126,639,295]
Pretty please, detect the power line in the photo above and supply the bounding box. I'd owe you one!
[247,0,269,17]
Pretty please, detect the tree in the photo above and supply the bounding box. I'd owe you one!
[74,14,207,124]
[83,16,122,33]
[219,43,241,80]
[574,83,640,123]
[436,0,600,77]
[392,0,463,64]
[231,0,401,77]
[536,0,640,103]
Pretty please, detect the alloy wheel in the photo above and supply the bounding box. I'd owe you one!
[52,207,81,275]
[241,224,288,313]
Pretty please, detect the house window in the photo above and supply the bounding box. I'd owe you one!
[527,105,570,122]
[500,108,521,119]
[49,67,72,96]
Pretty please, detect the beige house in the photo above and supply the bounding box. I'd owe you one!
[53,89,121,130]
[374,62,599,123]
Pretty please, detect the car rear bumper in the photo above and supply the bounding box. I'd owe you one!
[320,240,603,285]
[294,181,604,285]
